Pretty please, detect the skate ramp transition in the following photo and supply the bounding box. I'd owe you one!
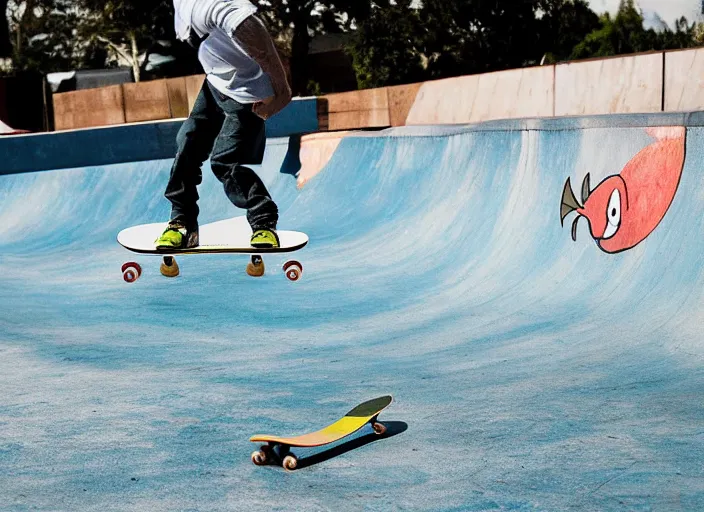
[1,112,703,510]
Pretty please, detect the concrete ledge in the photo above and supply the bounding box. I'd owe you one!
[267,96,319,138]
[344,111,704,138]
[6,109,704,177]
[1,121,182,175]
[0,97,320,176]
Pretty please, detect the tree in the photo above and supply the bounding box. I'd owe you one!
[77,0,175,82]
[345,0,426,89]
[5,0,91,74]
[535,0,600,63]
[0,0,11,58]
[657,16,701,50]
[569,0,687,59]
[254,0,378,95]
[571,1,644,58]
[420,0,546,79]
[343,0,603,88]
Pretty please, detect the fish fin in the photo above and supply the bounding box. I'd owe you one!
[581,173,591,204]
[560,177,581,225]
[571,216,580,242]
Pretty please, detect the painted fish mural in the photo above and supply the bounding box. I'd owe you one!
[560,127,686,254]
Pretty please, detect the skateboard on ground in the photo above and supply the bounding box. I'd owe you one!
[250,395,393,471]
[117,216,308,282]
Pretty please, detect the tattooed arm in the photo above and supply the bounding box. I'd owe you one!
[233,15,292,120]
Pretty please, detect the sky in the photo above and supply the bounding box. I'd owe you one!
[587,0,703,27]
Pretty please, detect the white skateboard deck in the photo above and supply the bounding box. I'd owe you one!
[118,216,308,255]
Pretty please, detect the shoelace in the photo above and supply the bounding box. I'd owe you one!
[166,225,187,236]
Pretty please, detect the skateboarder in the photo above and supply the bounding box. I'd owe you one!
[156,0,292,250]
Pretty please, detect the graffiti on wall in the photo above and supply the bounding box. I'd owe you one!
[560,127,686,254]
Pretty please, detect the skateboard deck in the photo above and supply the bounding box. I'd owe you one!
[117,216,308,282]
[117,216,308,255]
[250,395,393,471]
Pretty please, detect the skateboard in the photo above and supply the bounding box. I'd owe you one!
[117,216,308,282]
[250,395,393,471]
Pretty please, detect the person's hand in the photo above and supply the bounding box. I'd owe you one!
[253,87,292,120]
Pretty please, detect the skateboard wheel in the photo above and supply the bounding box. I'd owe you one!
[372,422,387,436]
[283,260,303,282]
[160,256,179,278]
[282,455,298,471]
[247,255,265,277]
[251,450,268,466]
[121,262,142,283]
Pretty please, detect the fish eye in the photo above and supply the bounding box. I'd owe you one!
[603,189,621,239]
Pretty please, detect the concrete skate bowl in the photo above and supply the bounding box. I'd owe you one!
[0,113,702,510]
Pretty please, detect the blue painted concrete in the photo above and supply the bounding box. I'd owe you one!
[0,96,319,176]
[265,95,320,138]
[0,117,703,511]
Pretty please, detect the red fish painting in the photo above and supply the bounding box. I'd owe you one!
[560,127,686,254]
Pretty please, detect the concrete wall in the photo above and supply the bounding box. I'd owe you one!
[123,80,172,124]
[164,77,189,119]
[48,47,704,136]
[51,75,319,137]
[53,85,126,131]
[406,66,554,125]
[387,83,423,127]
[311,50,689,129]
[323,88,390,131]
[185,75,206,112]
[664,48,704,111]
[554,53,663,116]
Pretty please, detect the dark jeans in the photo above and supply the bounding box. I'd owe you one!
[164,80,278,231]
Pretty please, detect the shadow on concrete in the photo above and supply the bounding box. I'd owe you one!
[279,135,301,177]
[295,421,408,470]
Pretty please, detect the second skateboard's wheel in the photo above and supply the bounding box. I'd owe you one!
[121,262,142,283]
[247,255,265,277]
[160,256,179,278]
[251,450,267,466]
[372,422,387,436]
[283,260,303,282]
[282,455,298,471]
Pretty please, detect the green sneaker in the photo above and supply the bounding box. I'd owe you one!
[250,229,280,249]
[155,221,199,250]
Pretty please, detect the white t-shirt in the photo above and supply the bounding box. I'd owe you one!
[174,0,274,104]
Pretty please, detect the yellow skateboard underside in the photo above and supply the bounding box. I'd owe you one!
[250,395,392,448]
